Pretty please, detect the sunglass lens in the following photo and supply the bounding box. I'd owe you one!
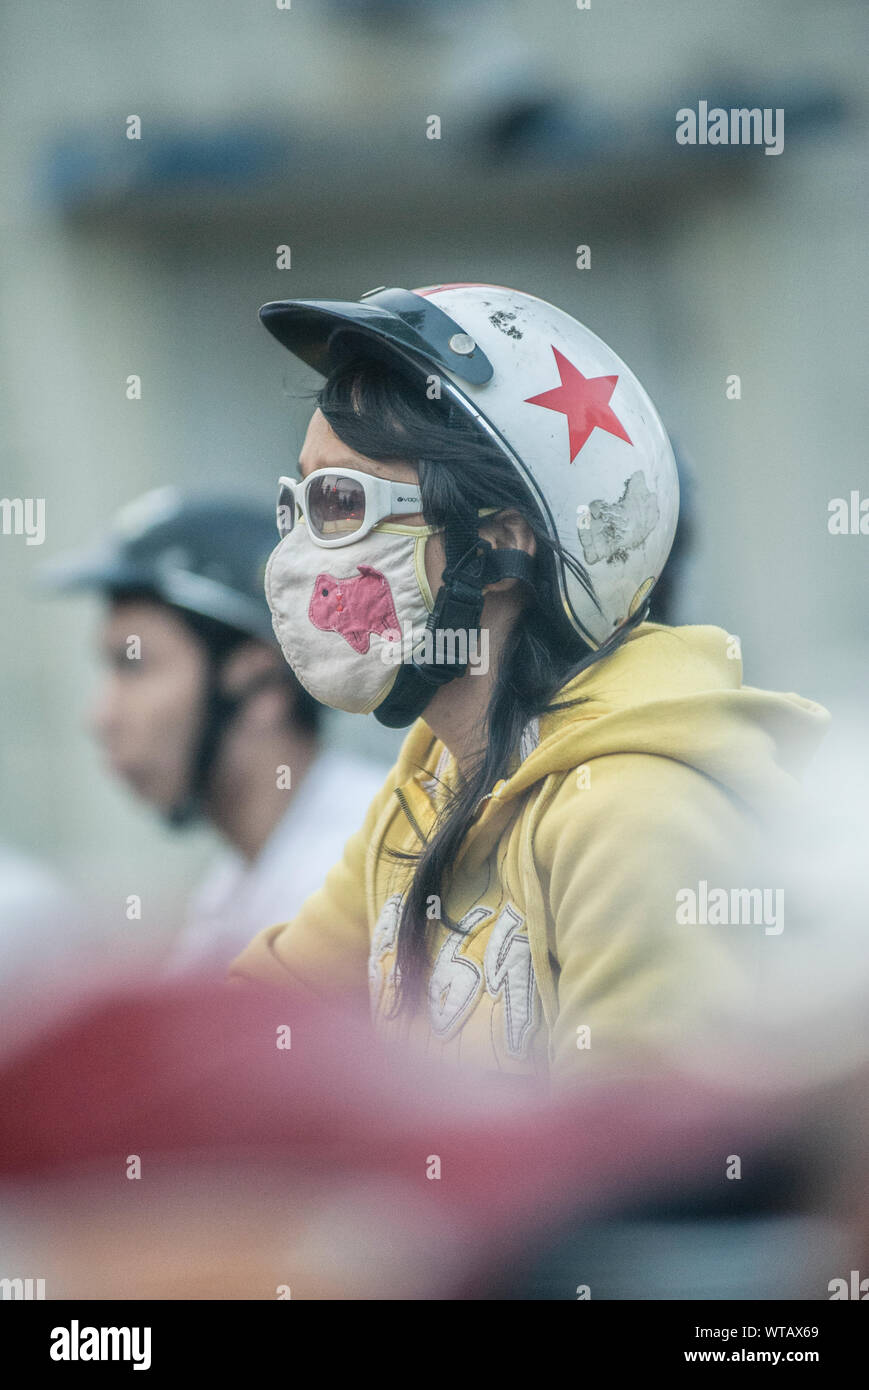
[308,473,366,539]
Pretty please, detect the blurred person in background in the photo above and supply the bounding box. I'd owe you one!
[231,281,830,1088]
[41,487,386,977]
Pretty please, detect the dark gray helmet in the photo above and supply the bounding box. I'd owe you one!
[40,486,278,645]
[39,486,318,827]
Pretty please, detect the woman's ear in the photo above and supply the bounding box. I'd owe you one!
[478,510,536,593]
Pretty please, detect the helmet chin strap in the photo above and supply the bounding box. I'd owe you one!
[166,664,285,828]
[373,521,536,731]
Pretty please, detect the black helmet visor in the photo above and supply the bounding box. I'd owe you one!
[259,286,494,387]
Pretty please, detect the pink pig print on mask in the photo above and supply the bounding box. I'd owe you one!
[308,564,402,653]
[266,520,438,714]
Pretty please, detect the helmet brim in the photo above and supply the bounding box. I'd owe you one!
[38,548,276,644]
[37,547,150,595]
[259,289,494,386]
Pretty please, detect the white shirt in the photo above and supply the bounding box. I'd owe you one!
[0,845,84,981]
[164,748,387,977]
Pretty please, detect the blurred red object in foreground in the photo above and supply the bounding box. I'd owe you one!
[0,977,857,1299]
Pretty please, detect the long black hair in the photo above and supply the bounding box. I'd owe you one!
[313,350,638,1018]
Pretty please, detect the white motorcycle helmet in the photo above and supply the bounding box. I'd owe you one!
[260,282,679,651]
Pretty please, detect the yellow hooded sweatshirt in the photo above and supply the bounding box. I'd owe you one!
[229,623,829,1088]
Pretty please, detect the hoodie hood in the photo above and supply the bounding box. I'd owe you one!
[478,623,831,817]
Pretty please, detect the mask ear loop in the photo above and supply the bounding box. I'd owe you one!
[373,513,538,730]
[373,461,537,726]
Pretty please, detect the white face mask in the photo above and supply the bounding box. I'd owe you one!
[264,519,441,714]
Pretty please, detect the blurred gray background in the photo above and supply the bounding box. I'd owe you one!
[0,0,866,938]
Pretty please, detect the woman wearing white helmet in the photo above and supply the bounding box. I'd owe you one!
[231,283,829,1087]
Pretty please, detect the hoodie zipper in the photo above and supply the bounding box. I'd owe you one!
[472,779,508,820]
[394,786,427,845]
[396,774,509,843]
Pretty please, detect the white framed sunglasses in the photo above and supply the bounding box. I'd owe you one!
[276,468,424,547]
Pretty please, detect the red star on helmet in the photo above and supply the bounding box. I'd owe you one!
[525,346,632,462]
